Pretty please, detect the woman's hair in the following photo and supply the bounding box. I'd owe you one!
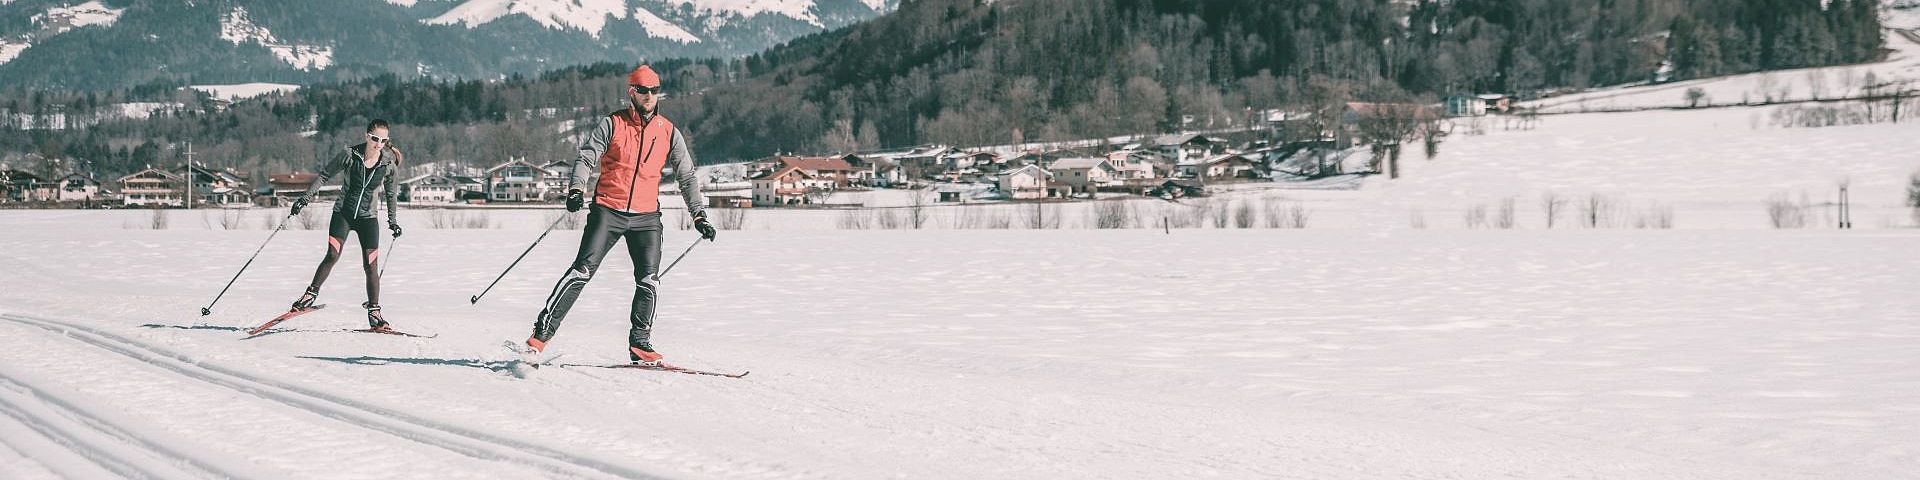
[366,119,390,132]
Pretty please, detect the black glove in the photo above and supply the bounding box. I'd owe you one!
[290,197,310,215]
[694,216,717,241]
[566,189,585,212]
[389,223,403,238]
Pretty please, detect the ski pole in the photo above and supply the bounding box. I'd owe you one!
[201,213,295,316]
[378,236,398,278]
[656,238,706,280]
[469,214,568,304]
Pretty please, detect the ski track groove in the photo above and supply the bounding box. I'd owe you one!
[0,376,217,480]
[0,313,667,480]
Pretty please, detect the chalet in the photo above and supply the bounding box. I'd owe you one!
[1152,133,1218,164]
[486,158,550,202]
[118,168,185,206]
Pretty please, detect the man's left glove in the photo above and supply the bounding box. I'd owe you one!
[565,189,585,212]
[693,216,717,241]
[389,223,403,238]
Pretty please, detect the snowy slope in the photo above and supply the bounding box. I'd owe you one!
[1529,24,1920,113]
[0,0,124,66]
[189,83,303,101]
[424,0,631,38]
[220,6,334,70]
[0,212,1915,478]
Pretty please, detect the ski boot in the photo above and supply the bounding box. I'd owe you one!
[364,302,391,331]
[628,344,663,366]
[290,287,319,311]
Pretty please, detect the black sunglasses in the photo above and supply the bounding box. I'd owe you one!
[367,133,390,143]
[629,85,662,95]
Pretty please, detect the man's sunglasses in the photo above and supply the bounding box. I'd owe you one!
[630,85,662,95]
[367,133,390,143]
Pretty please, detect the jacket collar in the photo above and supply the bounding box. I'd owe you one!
[620,107,657,126]
[347,143,390,167]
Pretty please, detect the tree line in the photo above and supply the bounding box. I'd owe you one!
[0,0,1888,184]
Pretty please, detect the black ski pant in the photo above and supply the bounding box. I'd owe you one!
[306,211,382,305]
[532,204,664,350]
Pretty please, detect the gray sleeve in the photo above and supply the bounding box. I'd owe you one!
[670,127,707,220]
[570,116,612,192]
[382,158,399,225]
[304,150,346,200]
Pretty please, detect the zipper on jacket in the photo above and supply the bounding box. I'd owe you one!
[625,122,652,212]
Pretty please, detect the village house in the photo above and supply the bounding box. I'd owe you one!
[1152,133,1219,165]
[399,173,484,204]
[1188,153,1266,180]
[751,165,829,206]
[176,164,251,206]
[57,173,109,202]
[264,172,341,206]
[486,158,550,202]
[994,164,1068,200]
[118,167,185,207]
[540,160,573,198]
[1,169,57,202]
[775,156,859,188]
[1048,157,1119,193]
[891,145,960,180]
[1104,149,1159,181]
[838,153,894,187]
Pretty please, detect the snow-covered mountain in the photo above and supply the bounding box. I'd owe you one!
[0,0,896,90]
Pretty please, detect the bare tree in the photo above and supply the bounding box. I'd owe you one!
[1907,172,1920,226]
[907,187,932,229]
[1766,193,1809,229]
[1091,200,1132,229]
[1541,191,1568,229]
[1464,204,1488,229]
[1353,102,1430,179]
[803,186,834,206]
[1494,197,1516,229]
[1580,193,1614,228]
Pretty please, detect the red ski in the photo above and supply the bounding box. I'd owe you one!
[245,304,326,336]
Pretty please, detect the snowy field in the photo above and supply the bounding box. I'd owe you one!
[3,20,1919,480]
[0,214,1916,479]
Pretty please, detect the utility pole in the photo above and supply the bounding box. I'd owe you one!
[184,141,193,211]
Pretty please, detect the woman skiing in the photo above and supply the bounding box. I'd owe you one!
[284,119,405,331]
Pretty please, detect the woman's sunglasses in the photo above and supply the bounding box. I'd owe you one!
[367,133,390,143]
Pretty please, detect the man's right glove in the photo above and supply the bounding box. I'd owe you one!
[694,216,717,241]
[290,197,310,215]
[565,189,585,212]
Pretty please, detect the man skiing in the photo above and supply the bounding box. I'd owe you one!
[284,119,404,331]
[520,64,715,365]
